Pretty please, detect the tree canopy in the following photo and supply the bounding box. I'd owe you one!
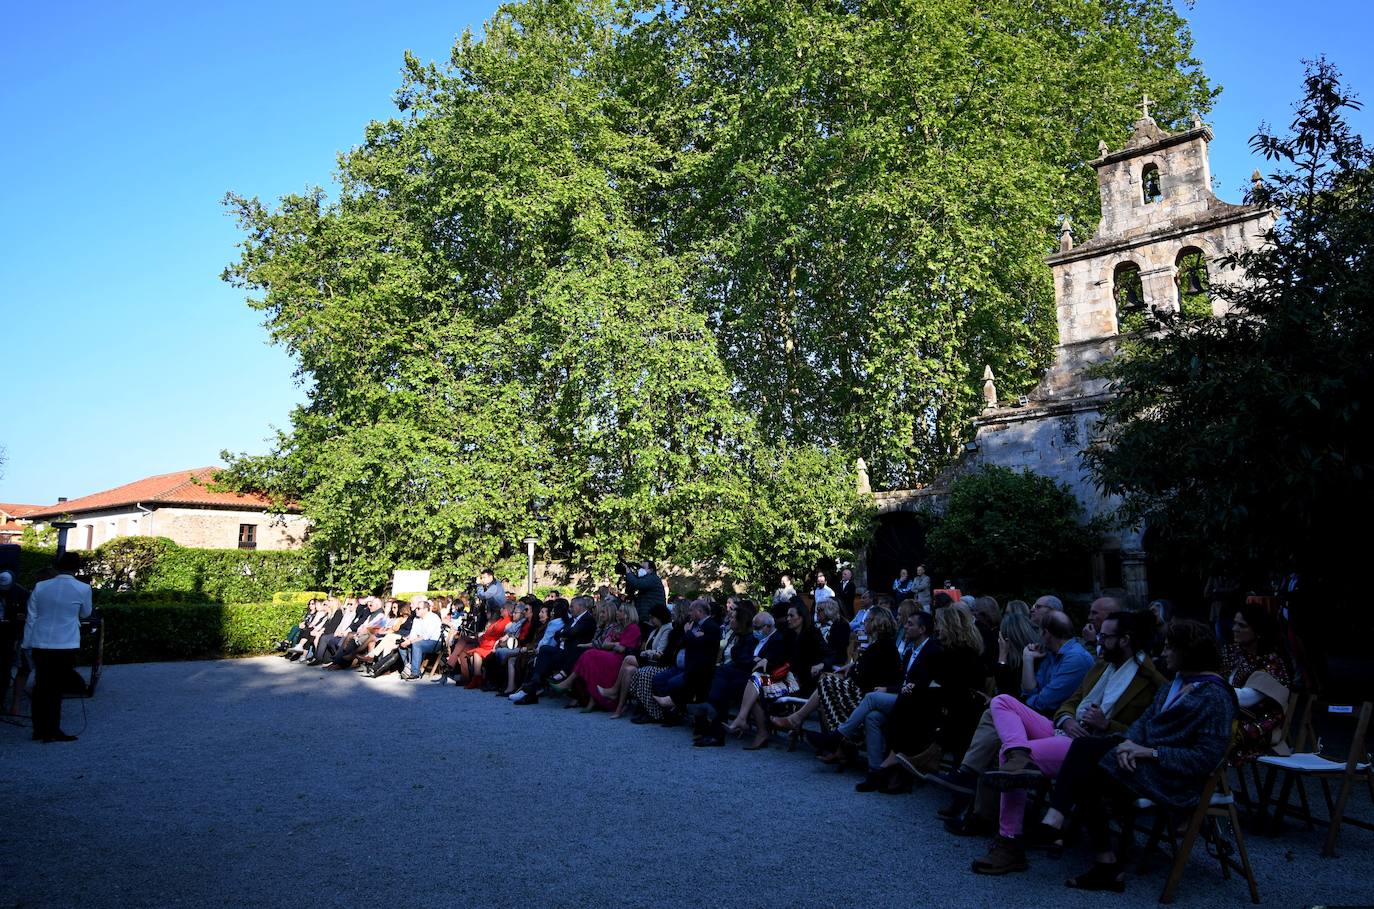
[1085,60,1372,594]
[222,0,1213,589]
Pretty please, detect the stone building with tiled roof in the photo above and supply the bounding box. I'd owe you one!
[24,468,308,551]
[0,503,43,545]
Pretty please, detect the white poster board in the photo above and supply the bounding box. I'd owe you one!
[392,569,432,595]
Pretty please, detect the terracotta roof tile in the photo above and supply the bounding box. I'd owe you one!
[25,468,298,519]
[0,503,43,519]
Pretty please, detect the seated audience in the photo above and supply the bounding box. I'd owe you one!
[837,608,942,790]
[398,598,442,680]
[970,611,1166,875]
[872,605,988,790]
[814,598,851,675]
[1037,619,1237,893]
[993,611,1039,695]
[971,596,1001,678]
[629,602,691,723]
[566,603,642,711]
[512,595,597,704]
[599,603,672,717]
[929,608,1093,833]
[771,606,900,736]
[361,601,411,675]
[697,607,786,748]
[497,601,565,695]
[454,601,514,688]
[649,598,720,725]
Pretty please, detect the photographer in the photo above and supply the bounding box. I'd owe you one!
[620,558,666,616]
[475,569,506,626]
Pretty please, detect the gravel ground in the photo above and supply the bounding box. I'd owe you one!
[1,656,1369,909]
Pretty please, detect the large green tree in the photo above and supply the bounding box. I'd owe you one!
[1085,60,1372,594]
[222,0,1212,589]
[638,0,1213,487]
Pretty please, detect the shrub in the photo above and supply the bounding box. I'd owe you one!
[925,466,1101,597]
[6,544,58,588]
[79,538,320,604]
[94,601,302,664]
[272,590,328,607]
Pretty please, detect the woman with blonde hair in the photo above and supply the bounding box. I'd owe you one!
[600,602,671,717]
[551,600,623,707]
[362,602,413,677]
[939,602,986,655]
[873,604,991,788]
[994,612,1039,695]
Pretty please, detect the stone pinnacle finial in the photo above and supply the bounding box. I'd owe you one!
[1097,138,1109,157]
[982,365,997,409]
[1140,93,1153,121]
[855,457,871,495]
[1252,169,1263,191]
[1059,217,1073,252]
[1192,112,1203,129]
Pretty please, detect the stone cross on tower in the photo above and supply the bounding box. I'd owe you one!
[1140,93,1153,121]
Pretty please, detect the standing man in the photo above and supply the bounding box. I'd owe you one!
[0,571,31,711]
[622,559,666,617]
[475,569,506,623]
[812,571,836,609]
[837,567,858,618]
[23,553,92,743]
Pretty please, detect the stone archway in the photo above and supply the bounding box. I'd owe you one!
[866,510,929,598]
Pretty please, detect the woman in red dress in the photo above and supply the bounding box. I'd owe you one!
[561,603,642,711]
[457,603,513,688]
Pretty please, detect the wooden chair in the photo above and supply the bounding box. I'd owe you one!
[1135,758,1260,904]
[1258,700,1374,857]
[420,636,451,679]
[1234,689,1307,820]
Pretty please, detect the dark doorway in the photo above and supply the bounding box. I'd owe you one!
[867,511,929,597]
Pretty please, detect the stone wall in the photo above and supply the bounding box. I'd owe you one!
[150,507,308,551]
[64,506,308,551]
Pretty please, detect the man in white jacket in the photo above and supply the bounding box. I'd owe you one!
[23,552,92,742]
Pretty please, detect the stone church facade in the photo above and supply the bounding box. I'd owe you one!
[870,110,1274,606]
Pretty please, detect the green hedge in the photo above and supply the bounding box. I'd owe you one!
[272,590,328,607]
[95,601,303,664]
[6,545,58,589]
[78,538,320,604]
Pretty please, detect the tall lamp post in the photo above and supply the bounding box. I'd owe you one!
[523,537,539,596]
[51,521,77,559]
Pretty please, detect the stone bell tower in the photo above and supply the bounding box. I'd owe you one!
[963,103,1274,605]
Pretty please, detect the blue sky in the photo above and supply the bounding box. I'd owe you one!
[2,1,1371,506]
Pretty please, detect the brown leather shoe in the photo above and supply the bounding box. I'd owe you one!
[972,837,1029,875]
[984,747,1045,791]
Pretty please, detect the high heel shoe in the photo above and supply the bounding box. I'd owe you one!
[770,714,800,731]
[744,734,770,751]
